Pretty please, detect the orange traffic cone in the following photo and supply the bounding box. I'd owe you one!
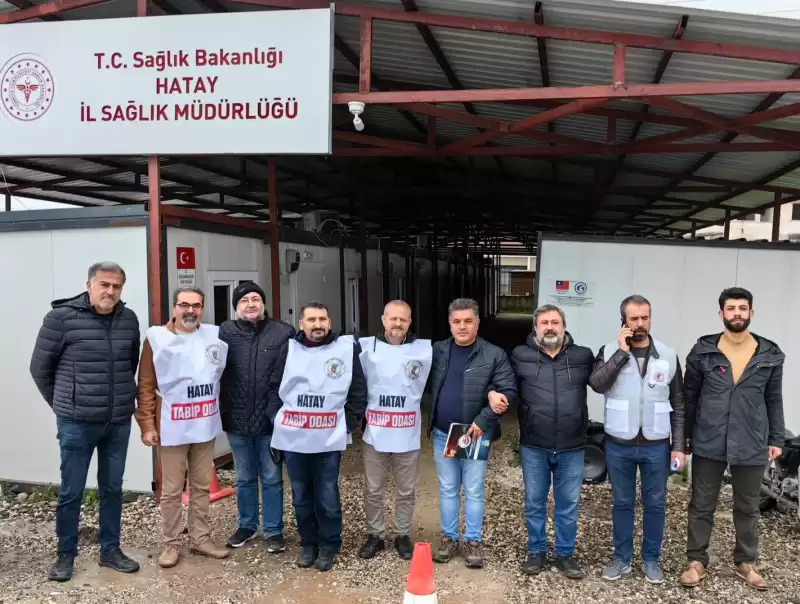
[403,542,438,603]
[181,467,235,505]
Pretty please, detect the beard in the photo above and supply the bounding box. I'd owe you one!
[536,331,562,349]
[724,316,750,333]
[631,328,649,341]
[308,328,327,342]
[180,315,198,329]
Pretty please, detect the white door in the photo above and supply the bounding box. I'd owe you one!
[205,271,259,326]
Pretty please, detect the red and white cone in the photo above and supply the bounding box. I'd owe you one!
[403,542,438,604]
[181,468,235,505]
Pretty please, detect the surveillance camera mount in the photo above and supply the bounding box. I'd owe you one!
[348,101,365,117]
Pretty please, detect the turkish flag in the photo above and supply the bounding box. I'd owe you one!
[177,247,196,270]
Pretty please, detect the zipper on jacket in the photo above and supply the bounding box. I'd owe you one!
[552,361,558,454]
[105,314,116,426]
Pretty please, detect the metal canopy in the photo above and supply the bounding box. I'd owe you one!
[1,0,800,244]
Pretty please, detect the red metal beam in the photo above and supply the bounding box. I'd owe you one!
[329,3,800,66]
[161,205,269,232]
[0,0,110,23]
[359,17,373,93]
[439,98,611,151]
[334,79,800,105]
[147,156,163,327]
[268,159,281,320]
[334,140,790,156]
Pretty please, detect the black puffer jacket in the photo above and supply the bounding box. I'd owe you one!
[510,332,595,451]
[427,337,517,440]
[29,293,141,424]
[685,332,785,466]
[219,316,296,436]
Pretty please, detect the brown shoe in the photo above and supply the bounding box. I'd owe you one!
[463,540,484,569]
[735,563,768,590]
[191,541,230,560]
[679,560,707,587]
[158,546,180,569]
[432,536,459,563]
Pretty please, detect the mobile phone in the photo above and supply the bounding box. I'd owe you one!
[621,317,632,347]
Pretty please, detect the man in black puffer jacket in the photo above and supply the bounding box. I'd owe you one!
[219,281,296,552]
[29,261,142,583]
[428,298,517,570]
[510,304,595,580]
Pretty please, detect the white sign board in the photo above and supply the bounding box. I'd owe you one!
[547,279,595,308]
[0,9,334,156]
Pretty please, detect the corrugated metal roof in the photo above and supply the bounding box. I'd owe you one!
[2,0,800,236]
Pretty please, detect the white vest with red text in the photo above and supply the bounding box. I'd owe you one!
[271,335,355,454]
[358,336,432,453]
[147,324,228,447]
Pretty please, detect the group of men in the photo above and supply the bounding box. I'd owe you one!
[29,261,785,593]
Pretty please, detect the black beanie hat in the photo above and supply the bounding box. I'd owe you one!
[232,281,266,309]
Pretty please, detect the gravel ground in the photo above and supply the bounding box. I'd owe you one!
[1,424,799,604]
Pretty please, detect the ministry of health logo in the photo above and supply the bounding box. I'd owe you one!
[1,54,54,122]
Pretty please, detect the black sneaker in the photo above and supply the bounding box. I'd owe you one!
[522,552,546,575]
[226,527,257,548]
[315,548,335,572]
[555,555,585,580]
[99,547,140,574]
[296,545,317,568]
[48,554,75,582]
[358,534,385,559]
[394,535,413,560]
[265,534,286,553]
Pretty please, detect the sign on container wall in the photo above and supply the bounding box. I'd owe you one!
[177,246,196,287]
[0,9,333,156]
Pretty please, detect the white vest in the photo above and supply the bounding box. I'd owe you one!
[147,324,228,447]
[358,336,432,453]
[602,337,677,441]
[272,335,355,454]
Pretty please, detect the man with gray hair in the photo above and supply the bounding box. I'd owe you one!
[30,262,142,582]
[428,298,517,569]
[510,304,595,579]
[136,286,230,568]
[589,294,686,585]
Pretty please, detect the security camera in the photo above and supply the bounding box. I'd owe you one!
[348,101,365,132]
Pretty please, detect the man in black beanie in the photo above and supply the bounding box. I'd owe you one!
[219,281,296,553]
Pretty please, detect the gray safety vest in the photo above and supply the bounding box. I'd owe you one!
[602,338,677,441]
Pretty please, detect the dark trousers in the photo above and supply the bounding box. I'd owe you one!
[605,439,670,564]
[56,417,131,556]
[687,455,765,565]
[284,451,342,552]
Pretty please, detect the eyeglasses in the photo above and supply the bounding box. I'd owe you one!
[176,303,203,311]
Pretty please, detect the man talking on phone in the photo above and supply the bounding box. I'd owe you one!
[589,295,686,585]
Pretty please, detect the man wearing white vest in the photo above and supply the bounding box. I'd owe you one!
[357,300,432,561]
[589,294,686,585]
[270,300,368,572]
[136,286,230,569]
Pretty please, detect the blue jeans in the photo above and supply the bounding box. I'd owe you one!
[227,433,284,537]
[56,417,131,556]
[284,451,342,551]
[605,439,670,564]
[431,428,489,542]
[521,446,585,557]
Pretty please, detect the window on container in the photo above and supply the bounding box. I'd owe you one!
[792,203,800,221]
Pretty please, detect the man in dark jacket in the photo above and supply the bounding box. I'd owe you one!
[270,301,368,571]
[428,298,517,569]
[680,287,785,592]
[589,294,686,585]
[29,261,141,582]
[219,281,295,551]
[510,304,594,579]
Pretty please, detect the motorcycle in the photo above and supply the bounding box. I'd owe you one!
[759,429,800,517]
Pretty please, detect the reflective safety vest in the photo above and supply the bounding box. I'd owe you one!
[147,324,228,447]
[358,336,432,453]
[602,337,677,441]
[271,335,355,454]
